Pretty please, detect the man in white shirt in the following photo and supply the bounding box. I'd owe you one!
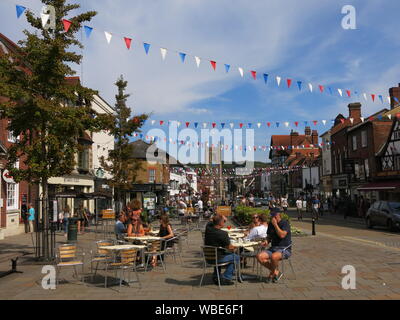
[296,198,303,221]
[281,196,288,213]
[197,199,203,213]
[178,199,187,216]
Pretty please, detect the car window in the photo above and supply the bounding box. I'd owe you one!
[372,201,381,210]
[380,202,388,211]
[388,202,400,212]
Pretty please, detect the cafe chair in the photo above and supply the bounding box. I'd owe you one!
[104,249,141,290]
[55,244,85,286]
[144,240,167,273]
[164,236,183,264]
[90,240,115,280]
[280,244,296,282]
[199,246,238,290]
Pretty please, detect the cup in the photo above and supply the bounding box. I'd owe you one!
[227,226,232,230]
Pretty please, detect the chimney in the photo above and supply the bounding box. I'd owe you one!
[290,130,299,146]
[389,84,400,109]
[311,130,318,145]
[348,102,361,120]
[305,126,311,136]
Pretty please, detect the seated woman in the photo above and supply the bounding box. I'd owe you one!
[127,215,145,237]
[245,214,268,241]
[151,215,175,267]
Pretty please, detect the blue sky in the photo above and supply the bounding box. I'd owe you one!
[1,0,400,162]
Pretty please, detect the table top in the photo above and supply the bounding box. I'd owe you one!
[229,233,245,239]
[221,228,243,233]
[101,244,147,251]
[125,236,162,241]
[230,241,259,248]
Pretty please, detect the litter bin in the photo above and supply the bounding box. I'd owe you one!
[67,217,78,242]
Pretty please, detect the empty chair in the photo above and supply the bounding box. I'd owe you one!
[90,240,115,279]
[55,244,85,286]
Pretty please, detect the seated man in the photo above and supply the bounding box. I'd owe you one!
[204,214,240,286]
[115,213,127,240]
[256,207,292,283]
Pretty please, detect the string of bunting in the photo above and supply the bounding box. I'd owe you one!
[14,3,400,106]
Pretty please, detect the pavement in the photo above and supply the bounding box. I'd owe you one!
[0,212,399,300]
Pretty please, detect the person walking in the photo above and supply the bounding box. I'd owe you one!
[281,196,288,213]
[62,205,71,236]
[21,203,29,233]
[28,203,35,233]
[296,198,303,221]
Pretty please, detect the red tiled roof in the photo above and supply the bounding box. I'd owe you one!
[331,118,362,136]
[270,135,314,147]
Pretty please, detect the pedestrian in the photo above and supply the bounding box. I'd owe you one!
[281,196,288,213]
[21,203,29,233]
[28,203,35,233]
[312,196,320,220]
[296,197,303,220]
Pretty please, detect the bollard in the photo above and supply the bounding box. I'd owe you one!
[312,218,316,235]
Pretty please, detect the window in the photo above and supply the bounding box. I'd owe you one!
[7,121,19,142]
[361,131,367,148]
[149,169,156,183]
[7,183,18,210]
[364,159,370,177]
[78,148,90,171]
[352,135,357,151]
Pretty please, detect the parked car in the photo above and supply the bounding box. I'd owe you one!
[365,201,400,231]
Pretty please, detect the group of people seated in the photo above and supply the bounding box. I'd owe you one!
[203,207,292,286]
[114,200,175,267]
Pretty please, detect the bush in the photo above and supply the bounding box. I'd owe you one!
[234,205,290,226]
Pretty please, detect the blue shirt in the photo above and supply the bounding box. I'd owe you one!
[28,208,35,221]
[115,220,126,235]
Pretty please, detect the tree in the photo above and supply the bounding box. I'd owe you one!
[0,0,112,260]
[101,76,148,212]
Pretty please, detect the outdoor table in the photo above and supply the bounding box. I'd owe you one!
[231,240,261,281]
[229,233,245,239]
[101,244,147,287]
[125,236,162,241]
[221,228,242,233]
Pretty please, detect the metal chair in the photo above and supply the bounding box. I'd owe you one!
[104,248,141,290]
[164,236,183,264]
[239,237,264,276]
[144,240,167,273]
[199,246,238,290]
[55,244,85,286]
[90,240,115,279]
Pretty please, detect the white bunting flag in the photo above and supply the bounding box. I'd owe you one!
[105,31,112,44]
[230,123,234,129]
[160,48,167,60]
[195,56,201,68]
[238,67,244,77]
[257,123,261,128]
[350,118,354,124]
[177,121,181,127]
[285,122,289,127]
[363,93,367,101]
[151,120,155,125]
[40,13,50,28]
[361,117,365,122]
[308,83,313,92]
[322,120,327,125]
[338,89,343,97]
[388,114,392,120]
[276,76,281,87]
[235,145,238,150]
[203,123,207,129]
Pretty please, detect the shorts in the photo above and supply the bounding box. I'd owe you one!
[264,247,292,260]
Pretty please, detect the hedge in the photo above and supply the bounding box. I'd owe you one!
[234,205,290,225]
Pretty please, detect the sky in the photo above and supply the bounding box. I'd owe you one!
[1,0,400,163]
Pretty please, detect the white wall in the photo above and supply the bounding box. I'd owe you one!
[321,131,332,176]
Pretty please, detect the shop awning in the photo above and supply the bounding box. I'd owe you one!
[357,181,400,191]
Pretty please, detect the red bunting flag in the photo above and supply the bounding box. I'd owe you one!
[251,71,257,80]
[313,120,318,126]
[62,19,72,32]
[340,119,345,124]
[319,85,324,93]
[346,90,351,97]
[371,94,375,102]
[294,121,299,127]
[369,116,375,121]
[210,61,216,70]
[186,122,190,128]
[212,123,216,128]
[396,113,400,119]
[124,37,132,49]
[160,120,164,126]
[287,79,292,88]
[267,122,271,127]
[239,123,244,129]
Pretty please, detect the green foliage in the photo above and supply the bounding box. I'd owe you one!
[100,76,149,196]
[0,0,111,184]
[234,205,290,225]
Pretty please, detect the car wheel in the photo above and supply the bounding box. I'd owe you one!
[366,217,373,229]
[387,219,395,232]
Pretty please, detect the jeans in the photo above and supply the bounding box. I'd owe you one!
[63,218,69,233]
[213,253,240,281]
